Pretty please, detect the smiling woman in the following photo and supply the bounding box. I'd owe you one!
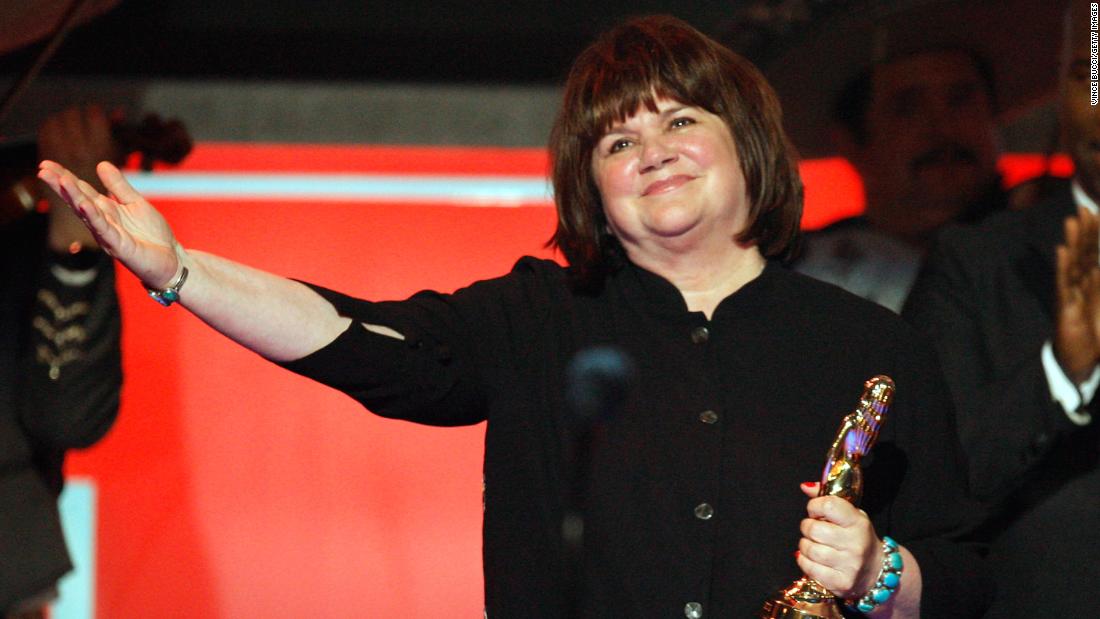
[550,16,802,292]
[588,99,753,318]
[36,14,990,619]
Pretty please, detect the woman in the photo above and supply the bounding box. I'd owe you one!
[39,15,987,619]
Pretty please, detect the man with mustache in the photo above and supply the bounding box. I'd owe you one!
[794,49,1005,312]
[902,2,1098,614]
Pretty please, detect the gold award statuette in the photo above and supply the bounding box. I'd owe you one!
[760,375,895,619]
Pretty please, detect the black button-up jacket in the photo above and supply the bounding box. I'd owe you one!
[284,257,990,618]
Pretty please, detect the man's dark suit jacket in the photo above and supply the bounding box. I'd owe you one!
[904,179,1099,617]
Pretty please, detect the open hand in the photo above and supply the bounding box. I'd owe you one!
[1054,207,1100,383]
[38,160,182,289]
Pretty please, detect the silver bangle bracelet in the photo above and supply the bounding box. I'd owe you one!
[146,266,189,307]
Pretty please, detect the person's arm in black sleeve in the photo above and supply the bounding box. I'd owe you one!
[18,245,121,451]
[275,283,490,426]
[277,257,562,426]
[18,106,124,452]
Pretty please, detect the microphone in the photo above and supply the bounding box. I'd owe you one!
[564,345,635,425]
[561,346,635,618]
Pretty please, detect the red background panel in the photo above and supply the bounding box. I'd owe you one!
[77,200,558,617]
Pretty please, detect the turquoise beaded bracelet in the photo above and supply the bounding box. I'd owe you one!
[847,535,903,614]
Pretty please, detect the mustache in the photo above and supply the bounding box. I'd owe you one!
[911,144,979,171]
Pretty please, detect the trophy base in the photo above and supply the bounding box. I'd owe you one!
[760,578,845,619]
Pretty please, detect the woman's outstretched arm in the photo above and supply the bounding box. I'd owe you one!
[39,160,352,361]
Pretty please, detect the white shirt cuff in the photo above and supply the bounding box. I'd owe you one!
[1041,340,1095,426]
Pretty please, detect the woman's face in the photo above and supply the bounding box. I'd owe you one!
[590,97,749,260]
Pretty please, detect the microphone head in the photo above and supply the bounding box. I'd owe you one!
[565,346,636,424]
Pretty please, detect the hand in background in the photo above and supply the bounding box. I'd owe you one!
[37,105,118,252]
[1054,207,1100,384]
[38,160,182,290]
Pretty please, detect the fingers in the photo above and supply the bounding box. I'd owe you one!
[797,536,881,599]
[1062,215,1081,284]
[1056,210,1100,308]
[806,495,864,527]
[800,492,870,554]
[1080,207,1100,265]
[38,162,111,231]
[797,535,862,596]
[58,167,103,212]
[796,544,846,589]
[1073,209,1097,288]
[799,481,819,498]
[74,176,102,202]
[75,196,120,253]
[802,499,868,556]
[1066,208,1100,275]
[1056,244,1072,307]
[96,161,144,204]
[40,160,115,208]
[36,163,75,209]
[797,495,880,597]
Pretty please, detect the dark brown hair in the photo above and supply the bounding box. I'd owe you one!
[549,14,803,289]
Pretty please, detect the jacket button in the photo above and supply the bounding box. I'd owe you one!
[690,326,709,344]
[694,503,714,520]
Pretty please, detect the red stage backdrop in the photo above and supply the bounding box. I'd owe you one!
[62,144,1068,617]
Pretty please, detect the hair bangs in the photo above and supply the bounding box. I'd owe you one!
[574,29,713,147]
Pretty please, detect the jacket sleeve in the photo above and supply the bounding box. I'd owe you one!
[902,229,1080,505]
[277,257,562,427]
[18,249,122,451]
